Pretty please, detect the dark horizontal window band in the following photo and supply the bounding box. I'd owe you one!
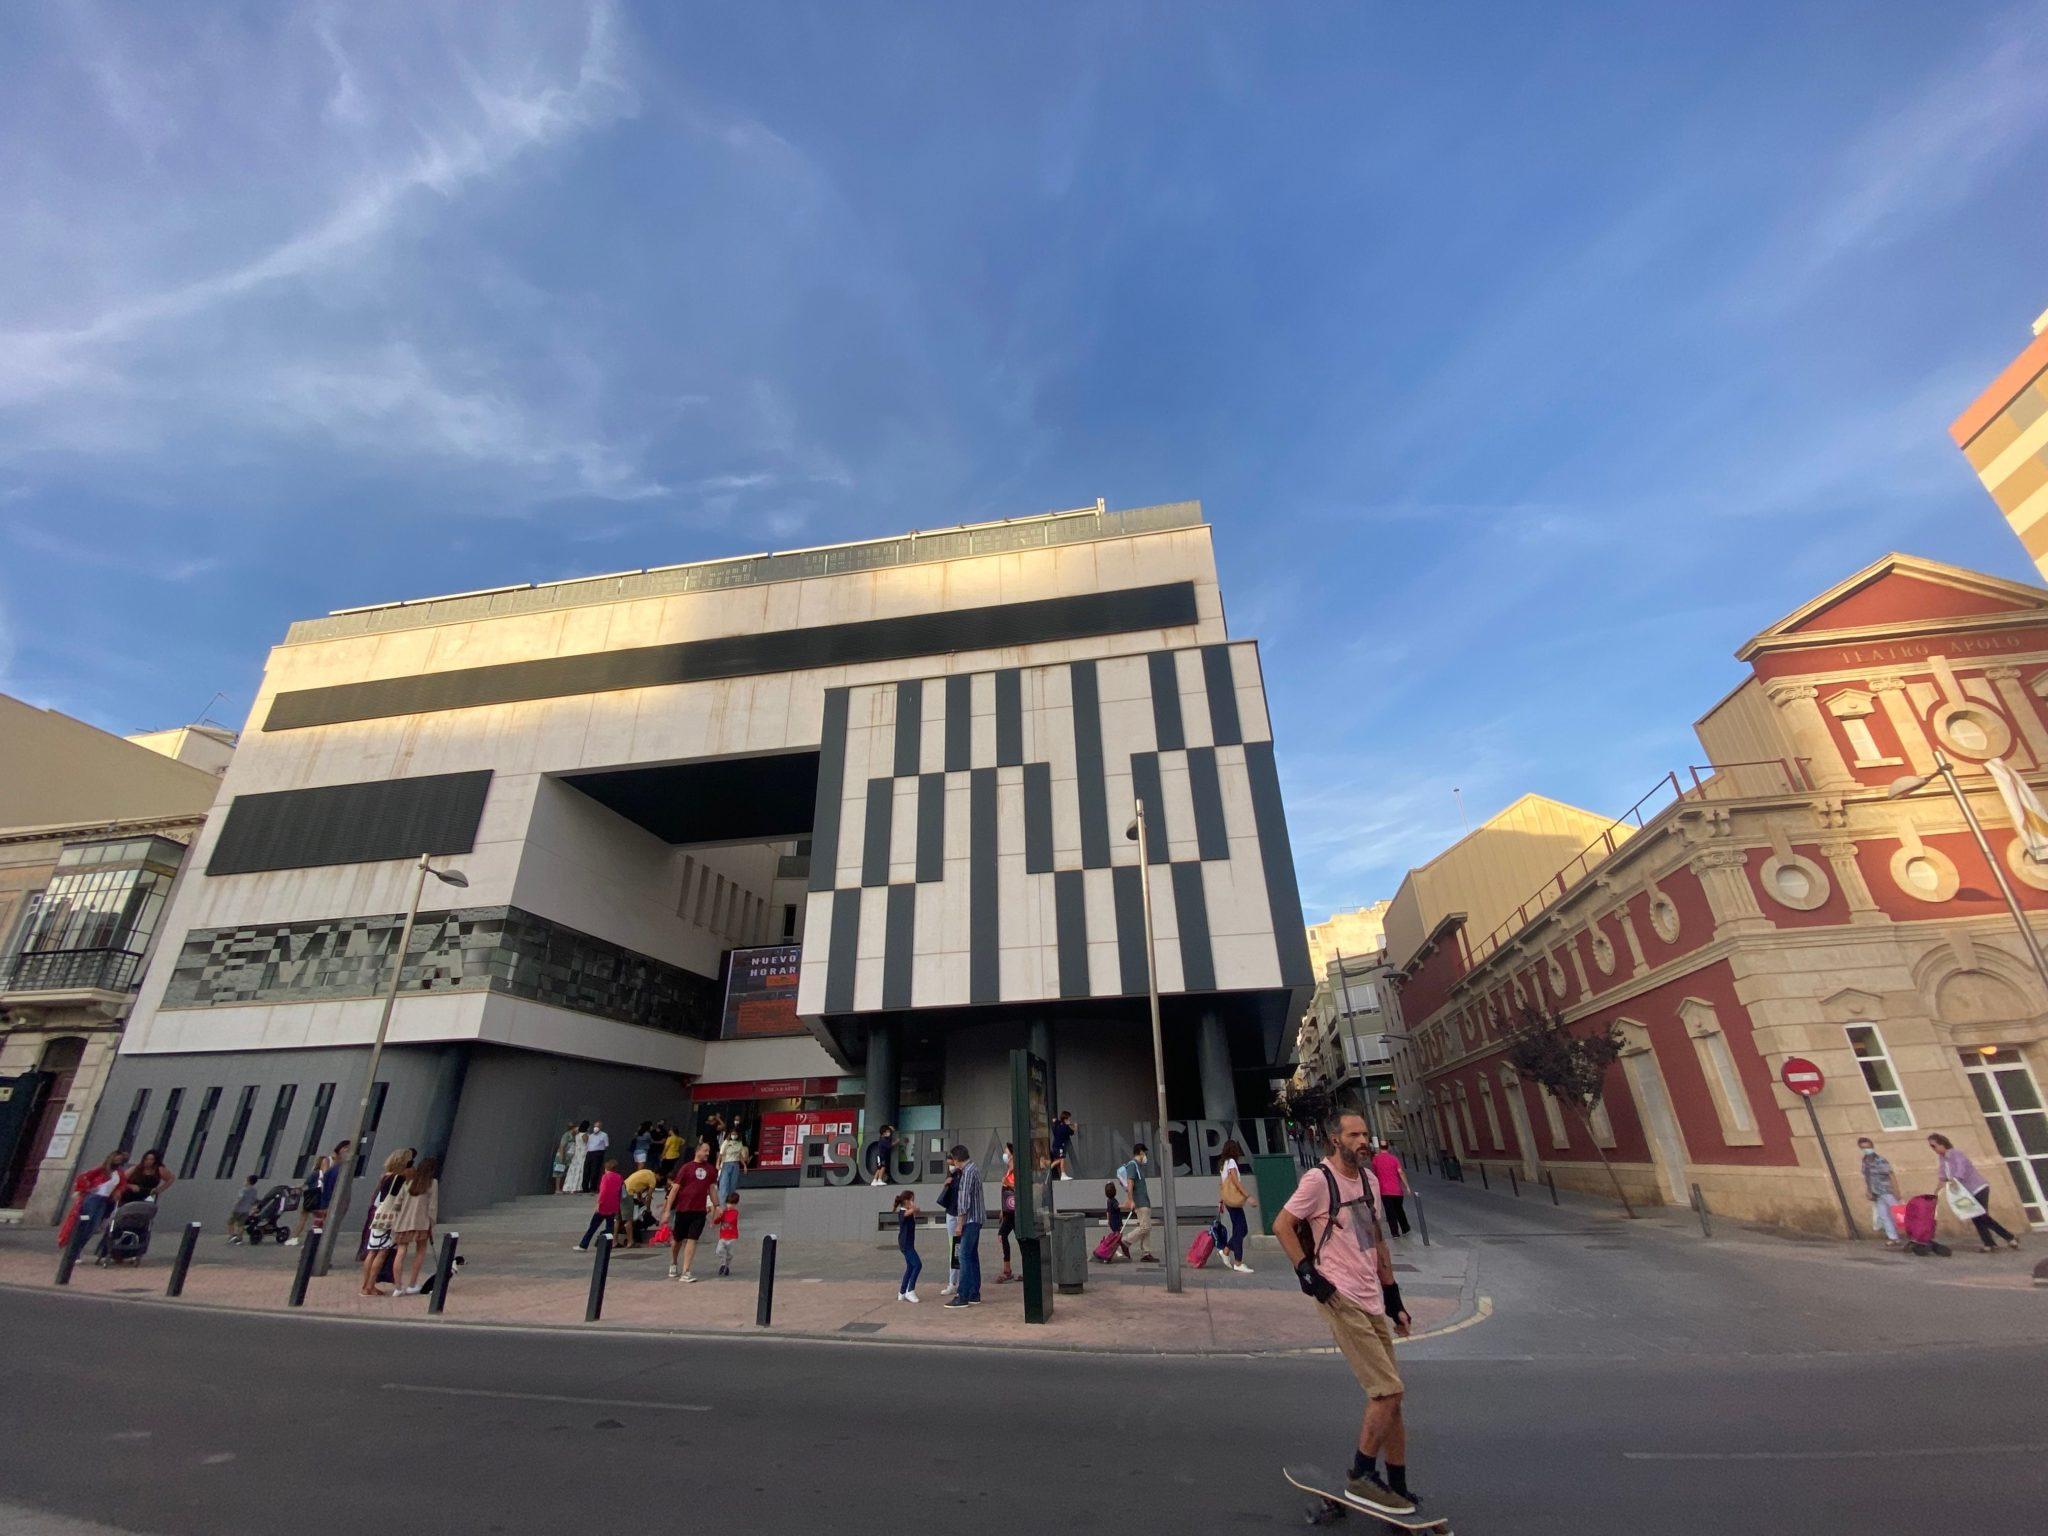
[206,771,492,876]
[265,582,1202,732]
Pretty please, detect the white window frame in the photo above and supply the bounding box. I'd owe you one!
[1587,1096,1617,1148]
[1845,1022,1915,1131]
[1456,1083,1476,1149]
[1679,998,1763,1146]
[1478,1075,1504,1149]
[1539,1085,1570,1148]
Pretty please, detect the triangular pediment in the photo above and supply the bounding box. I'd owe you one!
[1736,555,2048,660]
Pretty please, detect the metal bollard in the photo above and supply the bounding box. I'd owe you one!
[166,1222,202,1297]
[287,1224,321,1307]
[1410,1187,1430,1248]
[1509,1168,1519,1198]
[1478,1163,1489,1191]
[584,1232,612,1322]
[1545,1170,1559,1206]
[1690,1182,1713,1239]
[426,1232,459,1315]
[54,1218,93,1286]
[755,1233,778,1327]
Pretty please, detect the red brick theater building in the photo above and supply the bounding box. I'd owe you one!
[1383,554,2048,1238]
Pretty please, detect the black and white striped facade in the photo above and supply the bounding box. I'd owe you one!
[799,644,1312,1017]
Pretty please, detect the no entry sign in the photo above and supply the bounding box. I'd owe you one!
[1780,1057,1825,1097]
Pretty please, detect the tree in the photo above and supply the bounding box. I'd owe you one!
[1504,1003,1635,1218]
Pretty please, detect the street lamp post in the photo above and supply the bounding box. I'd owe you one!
[1128,800,1181,1295]
[1888,751,2048,997]
[314,853,468,1277]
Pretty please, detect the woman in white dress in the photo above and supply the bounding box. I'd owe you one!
[562,1121,590,1196]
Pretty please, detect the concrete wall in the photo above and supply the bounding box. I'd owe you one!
[83,1037,696,1227]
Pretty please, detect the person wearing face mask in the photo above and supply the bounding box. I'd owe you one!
[1114,1143,1157,1263]
[1855,1137,1903,1248]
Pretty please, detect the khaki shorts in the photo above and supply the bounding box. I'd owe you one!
[1323,1293,1404,1399]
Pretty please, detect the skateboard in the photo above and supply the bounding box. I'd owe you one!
[1283,1466,1452,1533]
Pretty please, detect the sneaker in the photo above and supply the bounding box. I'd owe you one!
[668,1264,680,1279]
[574,1244,588,1252]
[904,1290,919,1303]
[284,1238,299,1247]
[229,1236,243,1245]
[945,1297,969,1308]
[680,1272,698,1284]
[718,1262,730,1276]
[940,1284,956,1297]
[1343,1472,1416,1518]
[1234,1261,1254,1274]
[1139,1253,1159,1263]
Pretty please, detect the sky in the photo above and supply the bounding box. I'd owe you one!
[3,2,2046,917]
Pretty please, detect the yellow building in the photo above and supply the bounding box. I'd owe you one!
[1952,305,2048,578]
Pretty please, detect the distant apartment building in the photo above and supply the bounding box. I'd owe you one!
[1383,555,2048,1237]
[1951,305,2048,579]
[1295,903,1398,1131]
[0,698,229,1223]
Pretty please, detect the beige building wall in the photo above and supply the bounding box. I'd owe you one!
[0,696,222,829]
[1950,307,2048,578]
[1382,793,1625,971]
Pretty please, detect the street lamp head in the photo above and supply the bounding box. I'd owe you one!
[429,867,470,889]
[1886,772,1935,800]
[1124,813,1139,841]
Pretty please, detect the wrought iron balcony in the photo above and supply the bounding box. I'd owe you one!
[0,947,144,998]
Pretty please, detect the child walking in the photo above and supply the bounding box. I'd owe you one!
[715,1196,739,1276]
[1104,1181,1128,1260]
[227,1175,260,1242]
[893,1189,923,1302]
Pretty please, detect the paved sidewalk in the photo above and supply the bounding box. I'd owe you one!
[0,1202,1471,1353]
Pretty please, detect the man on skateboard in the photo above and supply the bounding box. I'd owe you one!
[1275,1110,1420,1520]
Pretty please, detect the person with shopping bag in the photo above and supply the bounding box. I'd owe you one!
[1927,1134,2020,1253]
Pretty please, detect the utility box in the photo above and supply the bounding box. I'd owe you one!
[1051,1210,1089,1293]
[1253,1154,1300,1235]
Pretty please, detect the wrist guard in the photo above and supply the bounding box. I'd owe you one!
[1295,1257,1335,1303]
[1382,1281,1407,1319]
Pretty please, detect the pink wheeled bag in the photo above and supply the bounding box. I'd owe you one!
[1187,1226,1216,1268]
[1093,1229,1122,1262]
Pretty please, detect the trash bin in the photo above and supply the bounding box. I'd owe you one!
[1252,1154,1299,1235]
[1051,1210,1089,1294]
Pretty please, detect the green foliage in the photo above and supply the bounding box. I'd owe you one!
[1505,1003,1622,1110]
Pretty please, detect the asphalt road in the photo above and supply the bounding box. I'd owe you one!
[3,1178,2043,1535]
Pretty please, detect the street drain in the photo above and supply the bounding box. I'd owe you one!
[839,1322,885,1334]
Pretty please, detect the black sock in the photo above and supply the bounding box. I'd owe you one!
[1350,1452,1375,1482]
[1386,1464,1409,1496]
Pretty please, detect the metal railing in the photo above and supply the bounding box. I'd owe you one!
[0,946,144,996]
[1462,756,1810,969]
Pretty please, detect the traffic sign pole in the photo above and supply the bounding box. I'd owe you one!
[1782,1057,1858,1241]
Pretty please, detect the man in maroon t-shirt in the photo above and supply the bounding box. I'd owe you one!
[665,1141,717,1283]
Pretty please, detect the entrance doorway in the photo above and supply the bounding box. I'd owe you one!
[0,1036,85,1207]
[1960,1048,2048,1228]
[1619,1030,1688,1205]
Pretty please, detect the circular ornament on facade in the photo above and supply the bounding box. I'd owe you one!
[1547,954,1568,996]
[1759,852,1830,912]
[1928,701,2011,762]
[1590,930,1617,975]
[1648,893,1681,943]
[1887,843,1958,904]
[2003,835,2048,891]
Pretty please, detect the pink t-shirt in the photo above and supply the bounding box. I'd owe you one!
[1370,1149,1404,1197]
[1283,1159,1385,1315]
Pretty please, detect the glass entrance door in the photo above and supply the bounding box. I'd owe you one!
[1960,1048,2048,1229]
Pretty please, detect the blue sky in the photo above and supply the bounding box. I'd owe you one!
[3,3,2046,915]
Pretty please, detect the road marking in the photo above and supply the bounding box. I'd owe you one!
[200,1453,235,1465]
[381,1383,711,1412]
[1624,1442,2048,1462]
[1400,1295,1493,1343]
[106,1431,150,1442]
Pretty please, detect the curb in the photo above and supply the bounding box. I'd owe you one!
[0,1277,1479,1361]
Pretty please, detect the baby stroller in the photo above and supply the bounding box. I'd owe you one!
[244,1184,300,1245]
[96,1198,158,1266]
[1902,1194,1951,1257]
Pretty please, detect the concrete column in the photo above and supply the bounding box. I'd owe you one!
[1196,1011,1235,1122]
[418,1043,472,1170]
[1765,681,1857,788]
[864,1018,901,1135]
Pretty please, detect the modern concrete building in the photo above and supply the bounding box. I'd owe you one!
[1952,304,2048,579]
[0,697,227,1223]
[1385,555,2048,1238]
[87,502,1314,1222]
